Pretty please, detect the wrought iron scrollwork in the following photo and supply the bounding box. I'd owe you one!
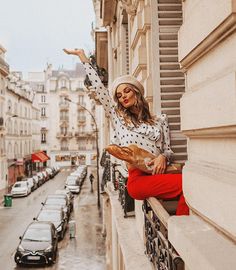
[100,150,111,191]
[112,164,135,217]
[143,200,184,270]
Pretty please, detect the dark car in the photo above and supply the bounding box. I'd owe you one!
[34,209,67,240]
[14,221,58,266]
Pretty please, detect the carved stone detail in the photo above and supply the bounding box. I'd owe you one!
[120,0,137,16]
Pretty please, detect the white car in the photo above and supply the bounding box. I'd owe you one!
[65,178,80,194]
[11,181,31,197]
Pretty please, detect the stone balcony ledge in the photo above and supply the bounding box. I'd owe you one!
[168,214,236,270]
[105,182,152,270]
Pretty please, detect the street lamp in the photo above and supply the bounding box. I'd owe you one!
[64,97,100,209]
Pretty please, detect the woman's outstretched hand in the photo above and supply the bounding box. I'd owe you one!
[63,48,89,63]
[147,155,167,175]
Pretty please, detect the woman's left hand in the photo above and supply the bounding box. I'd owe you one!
[147,155,167,175]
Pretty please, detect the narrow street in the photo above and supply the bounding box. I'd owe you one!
[0,166,105,270]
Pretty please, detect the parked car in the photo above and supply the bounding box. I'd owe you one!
[34,209,67,240]
[32,175,40,187]
[14,221,58,266]
[42,197,70,219]
[46,194,71,213]
[65,178,80,194]
[42,171,49,182]
[55,189,74,211]
[45,168,54,179]
[11,181,31,197]
[26,177,37,192]
[36,172,45,185]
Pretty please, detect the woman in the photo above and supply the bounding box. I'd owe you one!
[63,48,189,215]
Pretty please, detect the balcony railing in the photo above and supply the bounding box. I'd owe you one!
[56,132,73,139]
[59,102,69,110]
[77,116,86,122]
[101,152,185,269]
[77,102,86,110]
[143,198,184,270]
[74,131,95,138]
[60,120,69,127]
[59,116,69,121]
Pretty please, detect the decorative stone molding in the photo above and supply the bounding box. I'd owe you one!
[180,13,236,71]
[120,0,137,16]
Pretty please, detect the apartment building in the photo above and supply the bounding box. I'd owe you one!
[0,44,9,197]
[93,0,236,269]
[29,63,97,168]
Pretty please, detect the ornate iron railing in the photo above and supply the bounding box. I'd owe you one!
[111,163,135,218]
[143,199,184,270]
[100,152,111,191]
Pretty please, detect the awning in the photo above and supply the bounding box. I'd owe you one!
[32,151,50,163]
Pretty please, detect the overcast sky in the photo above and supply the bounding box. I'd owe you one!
[0,0,95,77]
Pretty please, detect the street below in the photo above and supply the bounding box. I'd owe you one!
[0,166,105,270]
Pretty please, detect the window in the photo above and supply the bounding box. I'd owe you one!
[78,95,84,104]
[7,100,12,112]
[41,107,46,117]
[41,95,46,103]
[41,132,46,143]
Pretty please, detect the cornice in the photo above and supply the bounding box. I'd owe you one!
[180,13,236,71]
[182,125,236,138]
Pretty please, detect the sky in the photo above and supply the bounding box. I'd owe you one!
[0,0,95,77]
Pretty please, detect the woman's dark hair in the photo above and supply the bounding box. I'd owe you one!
[115,86,155,126]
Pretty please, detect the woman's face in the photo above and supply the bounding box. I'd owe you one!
[116,84,137,108]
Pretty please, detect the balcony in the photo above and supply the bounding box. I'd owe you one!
[77,102,86,110]
[59,102,69,110]
[77,116,86,123]
[56,132,73,139]
[60,120,69,127]
[75,131,95,138]
[101,152,185,270]
[59,116,69,121]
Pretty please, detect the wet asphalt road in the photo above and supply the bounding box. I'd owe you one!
[0,167,105,270]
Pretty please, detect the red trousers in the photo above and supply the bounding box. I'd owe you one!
[127,168,189,216]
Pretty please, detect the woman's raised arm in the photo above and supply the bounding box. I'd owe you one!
[63,48,115,120]
[63,49,89,63]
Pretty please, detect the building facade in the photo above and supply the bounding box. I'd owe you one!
[5,71,36,189]
[0,44,9,197]
[93,0,236,269]
[30,63,97,168]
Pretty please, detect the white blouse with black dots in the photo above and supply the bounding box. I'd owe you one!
[83,62,174,160]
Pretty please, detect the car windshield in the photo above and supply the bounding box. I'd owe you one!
[38,211,61,222]
[67,179,78,186]
[23,227,51,242]
[14,182,26,188]
[45,198,66,206]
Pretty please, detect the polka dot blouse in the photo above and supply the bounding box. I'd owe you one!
[83,62,173,160]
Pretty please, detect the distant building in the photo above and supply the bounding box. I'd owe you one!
[29,63,97,168]
[0,44,9,196]
[5,71,37,188]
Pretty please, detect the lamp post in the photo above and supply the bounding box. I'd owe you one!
[64,97,100,209]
